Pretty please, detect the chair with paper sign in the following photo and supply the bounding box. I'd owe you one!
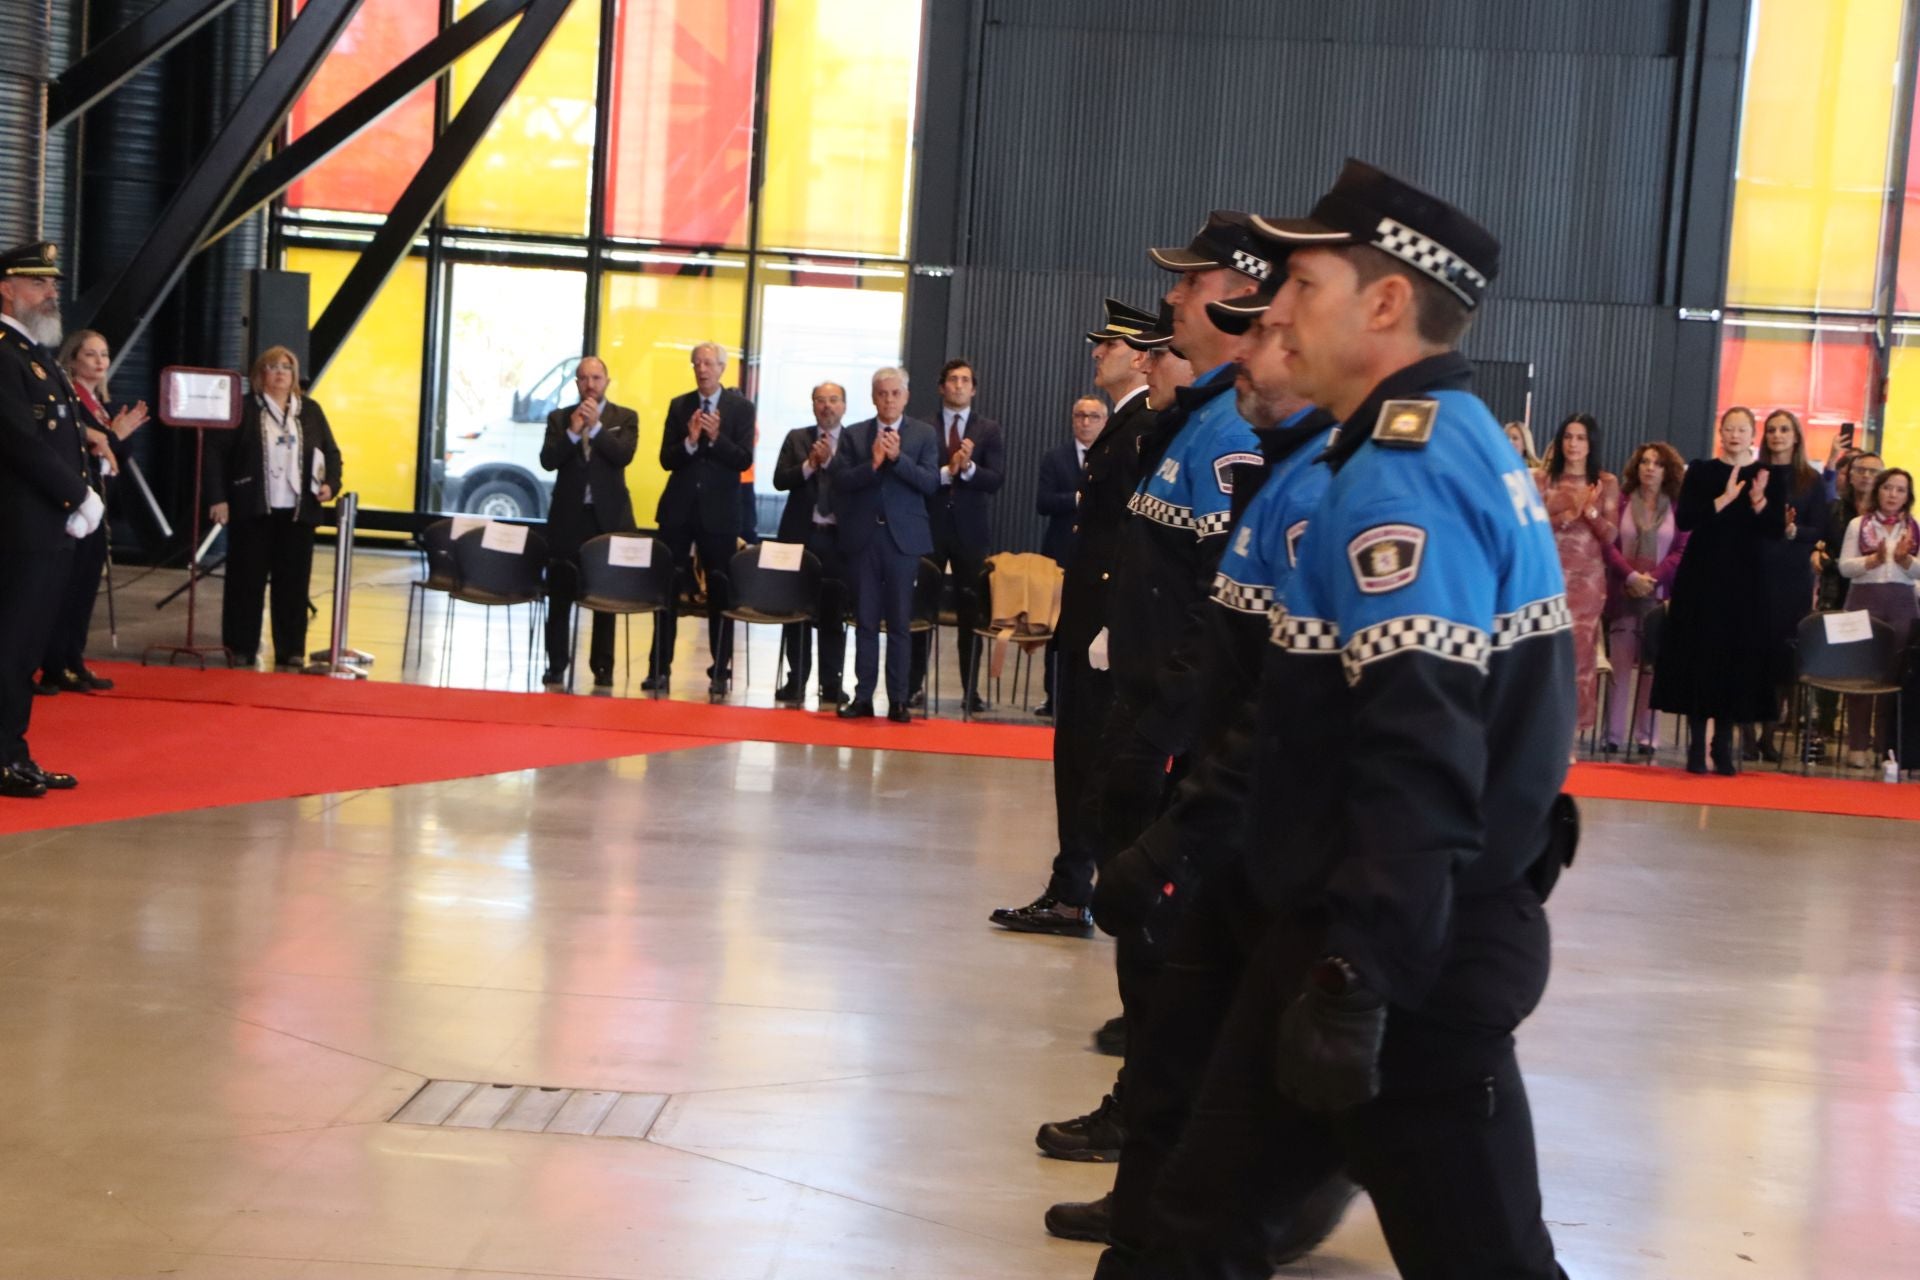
[404,518,459,671]
[722,542,821,701]
[572,532,673,695]
[1793,610,1910,775]
[448,521,548,689]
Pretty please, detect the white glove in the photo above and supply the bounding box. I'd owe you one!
[73,489,105,537]
[65,512,87,538]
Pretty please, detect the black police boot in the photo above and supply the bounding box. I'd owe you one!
[1685,717,1708,775]
[988,894,1093,937]
[1265,1174,1361,1266]
[1094,1014,1126,1057]
[1036,1092,1124,1162]
[1044,1191,1112,1243]
[1710,731,1736,777]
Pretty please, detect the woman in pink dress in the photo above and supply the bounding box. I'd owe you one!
[1599,441,1688,753]
[1537,414,1620,746]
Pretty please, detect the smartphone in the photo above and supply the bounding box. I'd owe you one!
[1838,422,1856,450]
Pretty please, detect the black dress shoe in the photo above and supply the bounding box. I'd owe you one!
[591,668,614,689]
[906,688,926,709]
[17,760,76,791]
[0,767,47,799]
[51,668,107,693]
[540,667,567,686]
[31,675,58,696]
[708,678,730,703]
[965,693,989,715]
[1033,700,1054,719]
[773,681,804,705]
[887,705,912,723]
[818,685,848,706]
[989,894,1094,937]
[1094,1015,1126,1058]
[1037,1093,1124,1162]
[837,699,874,719]
[72,667,114,691]
[641,672,670,693]
[1044,1191,1112,1244]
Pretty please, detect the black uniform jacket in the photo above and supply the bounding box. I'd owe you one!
[656,386,755,534]
[0,324,88,551]
[1055,387,1155,655]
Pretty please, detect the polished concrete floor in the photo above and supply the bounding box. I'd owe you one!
[2,738,1917,1278]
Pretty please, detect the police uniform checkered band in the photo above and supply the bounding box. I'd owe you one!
[1340,614,1490,685]
[1274,613,1341,653]
[1374,216,1488,305]
[1493,595,1574,648]
[1128,489,1195,529]
[1194,508,1232,539]
[1229,249,1273,280]
[1212,572,1275,615]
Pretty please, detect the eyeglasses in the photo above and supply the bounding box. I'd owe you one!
[264,362,294,373]
[1070,411,1105,420]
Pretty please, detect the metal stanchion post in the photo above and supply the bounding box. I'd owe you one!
[306,491,374,678]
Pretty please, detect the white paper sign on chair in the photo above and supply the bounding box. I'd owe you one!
[481,521,529,554]
[759,541,804,572]
[1823,610,1874,644]
[607,536,652,568]
[451,515,487,540]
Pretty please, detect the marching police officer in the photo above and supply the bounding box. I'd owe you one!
[0,242,98,798]
[1139,161,1575,1280]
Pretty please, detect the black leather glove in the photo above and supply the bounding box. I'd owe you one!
[1091,844,1175,938]
[1275,958,1387,1112]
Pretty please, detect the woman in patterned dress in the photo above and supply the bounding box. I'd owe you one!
[1537,413,1619,749]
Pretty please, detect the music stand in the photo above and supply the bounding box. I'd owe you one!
[143,366,242,668]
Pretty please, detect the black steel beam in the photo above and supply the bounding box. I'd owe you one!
[205,0,531,247]
[308,0,573,381]
[48,0,244,129]
[75,0,367,359]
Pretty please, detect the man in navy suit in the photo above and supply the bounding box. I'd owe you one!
[1032,395,1108,716]
[831,367,938,722]
[910,359,1004,711]
[649,341,756,699]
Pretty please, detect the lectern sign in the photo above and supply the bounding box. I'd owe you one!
[158,366,243,429]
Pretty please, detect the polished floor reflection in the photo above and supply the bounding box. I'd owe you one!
[0,744,1915,1278]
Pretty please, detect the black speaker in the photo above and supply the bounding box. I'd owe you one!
[245,269,311,377]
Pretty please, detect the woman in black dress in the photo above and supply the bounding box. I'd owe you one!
[1651,406,1790,774]
[1748,409,1829,760]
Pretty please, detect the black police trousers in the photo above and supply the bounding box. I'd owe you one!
[1133,886,1563,1280]
[40,520,107,675]
[0,535,72,765]
[1045,641,1113,907]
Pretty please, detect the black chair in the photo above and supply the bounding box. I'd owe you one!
[570,533,673,695]
[1793,611,1909,776]
[723,543,822,697]
[403,518,458,669]
[449,524,548,689]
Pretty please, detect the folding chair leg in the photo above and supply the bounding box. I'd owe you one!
[404,583,418,668]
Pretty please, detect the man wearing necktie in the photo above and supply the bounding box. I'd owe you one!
[910,359,1004,712]
[771,381,852,706]
[650,341,756,699]
[538,356,638,689]
[1033,395,1108,717]
[0,242,97,798]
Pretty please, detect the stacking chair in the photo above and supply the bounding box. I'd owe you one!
[403,518,458,669]
[967,553,1062,721]
[448,524,548,689]
[1621,604,1672,765]
[570,533,673,694]
[722,542,822,697]
[1793,612,1909,776]
[1586,617,1612,759]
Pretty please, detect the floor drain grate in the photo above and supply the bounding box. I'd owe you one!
[391,1080,667,1139]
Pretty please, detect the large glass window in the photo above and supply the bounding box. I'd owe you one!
[286,0,439,215]
[287,247,428,513]
[606,0,762,246]
[1717,322,1875,464]
[1880,333,1920,464]
[436,263,589,519]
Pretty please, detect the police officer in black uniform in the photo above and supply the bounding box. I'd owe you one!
[0,242,98,798]
[991,299,1160,938]
[1131,161,1576,1280]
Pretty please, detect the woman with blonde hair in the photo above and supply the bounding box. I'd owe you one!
[203,346,343,669]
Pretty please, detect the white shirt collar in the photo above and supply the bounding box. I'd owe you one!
[0,312,31,340]
[1111,384,1148,413]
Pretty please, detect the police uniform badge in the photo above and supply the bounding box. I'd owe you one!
[1213,451,1262,494]
[30,361,47,381]
[1372,399,1436,448]
[1348,523,1426,593]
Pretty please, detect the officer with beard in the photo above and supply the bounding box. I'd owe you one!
[0,242,99,798]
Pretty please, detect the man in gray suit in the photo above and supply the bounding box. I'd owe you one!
[831,367,937,722]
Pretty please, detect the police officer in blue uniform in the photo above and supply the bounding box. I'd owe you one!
[1135,162,1576,1279]
[0,242,98,798]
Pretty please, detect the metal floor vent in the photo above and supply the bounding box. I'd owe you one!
[391,1080,667,1139]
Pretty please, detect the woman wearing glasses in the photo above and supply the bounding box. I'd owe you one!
[204,346,343,669]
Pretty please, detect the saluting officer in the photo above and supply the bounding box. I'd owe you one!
[0,242,99,798]
[1140,161,1576,1280]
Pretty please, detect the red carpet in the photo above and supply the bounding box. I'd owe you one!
[5,662,1914,836]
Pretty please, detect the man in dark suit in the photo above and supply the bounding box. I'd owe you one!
[0,242,96,798]
[649,341,755,700]
[910,359,1003,712]
[539,355,638,689]
[771,381,850,706]
[1032,395,1109,717]
[831,367,937,723]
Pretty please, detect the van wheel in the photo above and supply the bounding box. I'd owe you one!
[464,478,535,520]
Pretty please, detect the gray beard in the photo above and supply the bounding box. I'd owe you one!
[19,300,62,348]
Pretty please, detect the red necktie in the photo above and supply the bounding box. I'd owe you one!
[946,415,964,464]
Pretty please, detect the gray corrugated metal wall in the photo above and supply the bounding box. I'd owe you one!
[942,0,1713,557]
[0,0,50,245]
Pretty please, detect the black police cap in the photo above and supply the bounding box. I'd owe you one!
[1252,160,1498,309]
[1121,301,1176,352]
[1085,297,1160,344]
[1148,211,1280,284]
[0,241,62,280]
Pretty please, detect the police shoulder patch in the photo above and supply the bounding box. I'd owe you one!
[1213,451,1262,494]
[1372,399,1436,448]
[1347,523,1426,594]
